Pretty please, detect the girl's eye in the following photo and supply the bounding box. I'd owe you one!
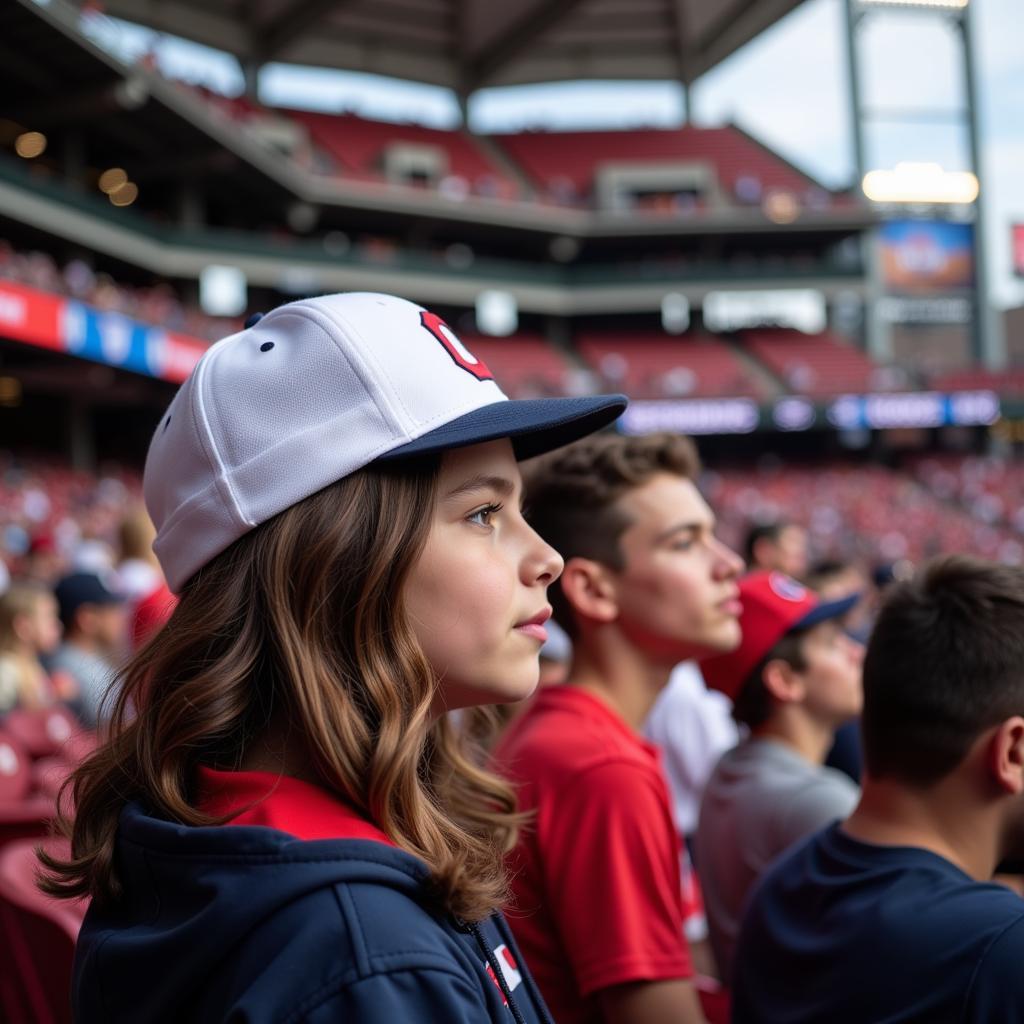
[467,502,503,528]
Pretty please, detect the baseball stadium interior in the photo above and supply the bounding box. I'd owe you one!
[1,0,1023,1019]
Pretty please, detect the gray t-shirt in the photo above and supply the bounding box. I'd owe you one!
[695,737,859,983]
[49,643,117,728]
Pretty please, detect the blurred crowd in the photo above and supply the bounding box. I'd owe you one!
[0,241,238,343]
[0,454,173,728]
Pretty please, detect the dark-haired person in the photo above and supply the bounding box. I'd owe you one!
[743,520,809,581]
[695,571,863,983]
[733,555,1024,1023]
[493,432,744,1024]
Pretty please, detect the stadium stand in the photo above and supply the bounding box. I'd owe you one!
[289,111,522,200]
[741,329,891,397]
[458,334,577,398]
[0,242,234,344]
[577,332,767,399]
[931,367,1024,397]
[707,461,1024,567]
[493,125,839,209]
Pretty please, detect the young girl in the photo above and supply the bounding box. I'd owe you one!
[42,292,624,1024]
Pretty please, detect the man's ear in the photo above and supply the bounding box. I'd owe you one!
[559,556,619,628]
[761,658,805,706]
[989,717,1024,796]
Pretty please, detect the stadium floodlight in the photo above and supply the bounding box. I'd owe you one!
[476,290,518,337]
[860,0,967,7]
[14,132,46,159]
[200,265,247,317]
[661,293,690,334]
[98,168,128,195]
[862,163,979,204]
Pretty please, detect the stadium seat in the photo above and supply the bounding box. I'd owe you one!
[742,329,880,397]
[494,125,833,208]
[0,837,86,1024]
[2,708,83,761]
[576,332,764,399]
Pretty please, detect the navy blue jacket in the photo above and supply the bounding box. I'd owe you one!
[74,803,554,1023]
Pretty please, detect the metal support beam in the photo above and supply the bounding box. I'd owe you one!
[463,0,589,92]
[960,3,1005,368]
[845,0,890,362]
[255,0,355,63]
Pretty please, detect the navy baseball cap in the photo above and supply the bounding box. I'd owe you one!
[55,572,125,626]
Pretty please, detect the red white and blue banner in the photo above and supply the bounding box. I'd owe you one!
[0,280,208,384]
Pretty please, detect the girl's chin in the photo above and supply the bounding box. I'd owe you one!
[441,674,540,712]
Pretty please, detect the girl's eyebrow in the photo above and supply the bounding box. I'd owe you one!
[444,474,517,501]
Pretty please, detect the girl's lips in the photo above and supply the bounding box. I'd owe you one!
[720,598,744,616]
[514,606,552,643]
[515,623,549,643]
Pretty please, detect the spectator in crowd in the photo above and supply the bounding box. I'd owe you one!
[493,431,744,1024]
[50,572,126,728]
[733,557,1024,1022]
[0,582,63,713]
[743,519,809,580]
[806,557,872,783]
[644,659,739,973]
[21,533,66,588]
[115,506,162,603]
[695,571,863,983]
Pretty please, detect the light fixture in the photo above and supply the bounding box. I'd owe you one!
[763,190,800,224]
[862,163,979,204]
[14,132,46,159]
[109,181,139,207]
[860,0,967,8]
[98,167,128,194]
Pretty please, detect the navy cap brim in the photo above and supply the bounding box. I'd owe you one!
[793,592,861,631]
[376,394,628,463]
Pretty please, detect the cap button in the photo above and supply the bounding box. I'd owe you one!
[245,312,265,329]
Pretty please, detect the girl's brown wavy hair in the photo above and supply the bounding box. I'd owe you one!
[40,456,522,922]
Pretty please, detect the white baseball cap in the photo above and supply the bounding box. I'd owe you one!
[145,292,626,592]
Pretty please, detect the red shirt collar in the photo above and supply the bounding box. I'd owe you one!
[196,766,395,846]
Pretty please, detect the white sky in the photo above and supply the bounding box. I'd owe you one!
[84,0,1024,308]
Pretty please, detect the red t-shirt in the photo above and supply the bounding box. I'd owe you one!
[493,686,693,1024]
[196,766,395,845]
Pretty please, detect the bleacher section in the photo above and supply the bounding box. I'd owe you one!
[931,368,1024,397]
[460,334,575,398]
[576,333,765,399]
[741,329,882,397]
[492,126,834,208]
[276,111,521,200]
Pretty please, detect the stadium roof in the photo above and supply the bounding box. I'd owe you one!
[89,0,809,94]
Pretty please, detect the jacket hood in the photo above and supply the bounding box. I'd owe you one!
[74,802,436,1020]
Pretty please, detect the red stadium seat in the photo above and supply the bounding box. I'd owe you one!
[742,329,881,397]
[0,837,86,1024]
[577,332,765,399]
[3,708,84,761]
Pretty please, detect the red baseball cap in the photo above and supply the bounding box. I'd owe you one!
[700,571,860,701]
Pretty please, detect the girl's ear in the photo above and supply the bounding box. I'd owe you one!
[559,556,619,628]
[761,657,806,705]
